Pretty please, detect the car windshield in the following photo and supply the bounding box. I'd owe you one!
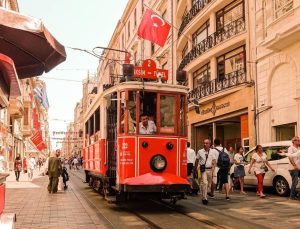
[244,145,289,162]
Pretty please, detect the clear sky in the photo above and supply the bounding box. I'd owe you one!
[18,0,128,149]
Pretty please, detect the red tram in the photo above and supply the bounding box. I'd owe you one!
[83,80,190,202]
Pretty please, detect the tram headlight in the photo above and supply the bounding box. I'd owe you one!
[150,154,167,172]
[166,142,174,150]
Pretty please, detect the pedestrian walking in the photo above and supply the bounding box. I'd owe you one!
[14,154,22,182]
[187,142,196,176]
[28,154,36,180]
[194,139,215,205]
[234,146,247,194]
[187,142,198,194]
[47,149,62,194]
[210,139,231,200]
[248,145,275,198]
[73,157,78,170]
[0,147,7,172]
[277,136,300,200]
[62,166,69,190]
[22,156,27,174]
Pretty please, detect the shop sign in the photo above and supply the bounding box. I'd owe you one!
[200,101,230,116]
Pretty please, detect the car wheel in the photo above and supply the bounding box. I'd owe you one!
[273,176,290,196]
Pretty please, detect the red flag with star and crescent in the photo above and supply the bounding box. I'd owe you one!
[137,9,171,47]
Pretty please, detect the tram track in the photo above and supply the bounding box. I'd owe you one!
[150,199,227,229]
[70,170,232,228]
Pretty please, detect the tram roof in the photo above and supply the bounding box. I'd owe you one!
[102,81,189,96]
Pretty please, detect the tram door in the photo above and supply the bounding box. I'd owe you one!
[106,92,117,179]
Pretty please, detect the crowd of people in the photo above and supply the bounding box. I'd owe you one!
[187,137,300,205]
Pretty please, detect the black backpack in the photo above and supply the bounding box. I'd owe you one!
[215,147,230,168]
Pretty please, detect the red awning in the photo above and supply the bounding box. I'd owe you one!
[0,8,67,78]
[0,53,21,97]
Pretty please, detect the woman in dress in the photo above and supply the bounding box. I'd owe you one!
[234,146,247,194]
[248,145,275,197]
[14,154,22,182]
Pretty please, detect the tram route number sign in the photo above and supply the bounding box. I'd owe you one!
[134,59,168,80]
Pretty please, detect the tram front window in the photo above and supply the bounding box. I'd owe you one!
[139,92,157,134]
[160,95,175,134]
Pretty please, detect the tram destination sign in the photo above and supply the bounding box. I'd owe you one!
[134,59,168,80]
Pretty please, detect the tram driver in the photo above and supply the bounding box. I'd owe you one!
[139,113,157,134]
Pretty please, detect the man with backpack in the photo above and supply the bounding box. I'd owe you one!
[210,139,231,200]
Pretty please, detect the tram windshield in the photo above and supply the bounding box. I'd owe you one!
[119,90,186,136]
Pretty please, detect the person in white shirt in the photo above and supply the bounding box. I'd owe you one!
[248,145,275,198]
[194,139,216,205]
[187,142,196,176]
[277,136,300,200]
[28,153,36,180]
[234,146,247,194]
[210,139,230,200]
[139,114,156,134]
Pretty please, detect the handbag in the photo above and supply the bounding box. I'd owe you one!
[261,164,268,172]
[200,150,209,173]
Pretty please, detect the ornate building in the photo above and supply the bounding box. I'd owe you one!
[255,0,300,143]
[176,0,256,150]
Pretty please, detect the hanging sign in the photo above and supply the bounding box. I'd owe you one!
[134,59,168,80]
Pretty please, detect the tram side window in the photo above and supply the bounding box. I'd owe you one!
[128,91,137,134]
[179,95,186,136]
[120,92,125,133]
[139,92,157,134]
[160,95,175,134]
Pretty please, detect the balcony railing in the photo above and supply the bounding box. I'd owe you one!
[178,18,246,71]
[178,0,212,37]
[188,68,246,100]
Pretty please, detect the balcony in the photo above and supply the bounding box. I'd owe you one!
[8,98,24,118]
[178,0,213,37]
[188,68,246,100]
[178,18,246,71]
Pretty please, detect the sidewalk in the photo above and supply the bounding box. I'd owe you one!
[3,168,110,229]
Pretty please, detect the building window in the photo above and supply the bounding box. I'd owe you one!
[134,9,137,27]
[275,123,296,141]
[182,42,188,59]
[24,108,29,125]
[274,0,293,19]
[217,46,245,81]
[193,63,210,89]
[151,43,155,55]
[192,21,209,47]
[216,0,244,31]
[128,21,130,39]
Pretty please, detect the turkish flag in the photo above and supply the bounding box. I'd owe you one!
[138,9,171,47]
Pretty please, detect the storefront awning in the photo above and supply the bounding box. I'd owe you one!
[0,8,67,79]
[0,53,21,97]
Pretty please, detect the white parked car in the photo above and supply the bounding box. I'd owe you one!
[229,141,300,196]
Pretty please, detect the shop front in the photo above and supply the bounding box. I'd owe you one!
[188,87,255,152]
